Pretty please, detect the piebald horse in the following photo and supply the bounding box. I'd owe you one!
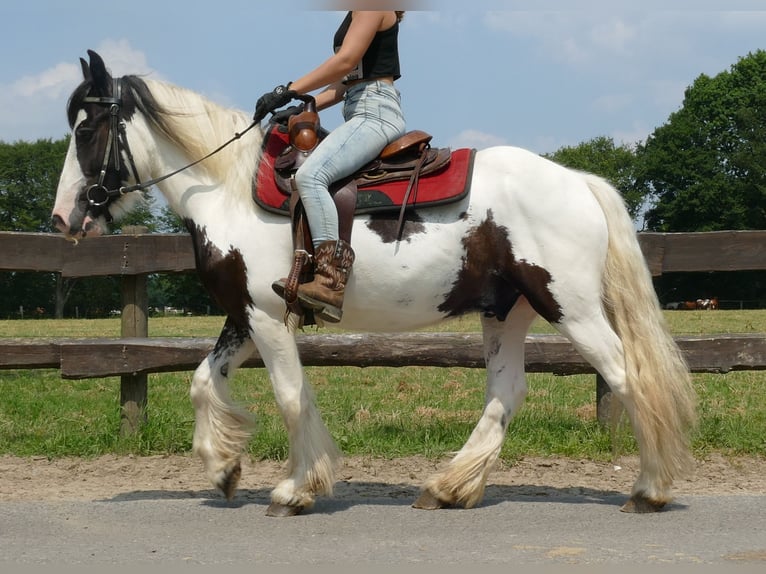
[53,51,696,515]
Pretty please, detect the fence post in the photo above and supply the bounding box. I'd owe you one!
[596,374,614,426]
[120,225,149,435]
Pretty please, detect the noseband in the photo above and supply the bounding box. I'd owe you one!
[79,77,259,222]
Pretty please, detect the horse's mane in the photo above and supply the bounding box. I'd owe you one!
[68,74,262,191]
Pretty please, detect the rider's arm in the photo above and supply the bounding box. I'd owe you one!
[288,11,387,95]
[314,82,347,111]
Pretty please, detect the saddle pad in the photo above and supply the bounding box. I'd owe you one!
[253,126,475,216]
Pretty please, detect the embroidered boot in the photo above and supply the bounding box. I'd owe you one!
[273,239,355,323]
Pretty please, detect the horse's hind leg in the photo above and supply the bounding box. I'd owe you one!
[554,309,687,512]
[191,317,256,500]
[414,300,538,509]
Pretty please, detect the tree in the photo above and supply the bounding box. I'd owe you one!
[0,138,68,318]
[638,50,766,231]
[634,51,766,306]
[114,192,160,233]
[0,138,68,232]
[148,204,219,315]
[545,136,643,219]
[0,138,164,318]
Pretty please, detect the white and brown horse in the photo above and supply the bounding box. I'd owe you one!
[53,51,696,515]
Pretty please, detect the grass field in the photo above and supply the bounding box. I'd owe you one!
[1,311,765,462]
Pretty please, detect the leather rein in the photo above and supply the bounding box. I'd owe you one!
[81,78,258,220]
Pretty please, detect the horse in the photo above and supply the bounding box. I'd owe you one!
[680,299,718,310]
[696,298,719,310]
[53,50,697,515]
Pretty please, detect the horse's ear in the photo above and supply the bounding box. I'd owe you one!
[79,57,91,82]
[87,49,112,94]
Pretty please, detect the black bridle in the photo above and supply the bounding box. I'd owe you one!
[80,78,259,221]
[80,79,141,220]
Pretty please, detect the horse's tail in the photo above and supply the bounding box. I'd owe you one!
[584,173,697,491]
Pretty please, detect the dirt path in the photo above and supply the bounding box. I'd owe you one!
[1,453,764,502]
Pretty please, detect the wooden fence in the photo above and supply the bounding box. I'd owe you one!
[1,230,766,434]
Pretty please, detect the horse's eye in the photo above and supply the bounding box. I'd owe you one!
[75,123,95,141]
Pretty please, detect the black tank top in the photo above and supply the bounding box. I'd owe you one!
[333,12,401,84]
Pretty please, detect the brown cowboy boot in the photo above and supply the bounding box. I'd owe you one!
[273,239,355,323]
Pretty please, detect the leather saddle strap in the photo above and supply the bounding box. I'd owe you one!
[284,182,311,318]
[284,247,310,318]
[395,143,429,241]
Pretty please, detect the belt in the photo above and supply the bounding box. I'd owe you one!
[345,76,395,88]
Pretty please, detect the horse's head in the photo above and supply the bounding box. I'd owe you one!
[52,50,146,239]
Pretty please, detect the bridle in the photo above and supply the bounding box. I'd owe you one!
[80,79,141,221]
[80,77,259,221]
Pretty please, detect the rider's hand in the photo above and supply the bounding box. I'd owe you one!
[270,104,304,125]
[253,84,298,123]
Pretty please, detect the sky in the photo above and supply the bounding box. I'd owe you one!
[1,0,765,156]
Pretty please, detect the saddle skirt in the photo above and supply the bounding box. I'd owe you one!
[253,125,476,216]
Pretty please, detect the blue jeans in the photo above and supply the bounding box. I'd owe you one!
[294,80,406,246]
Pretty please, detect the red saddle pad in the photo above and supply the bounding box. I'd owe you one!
[253,126,475,215]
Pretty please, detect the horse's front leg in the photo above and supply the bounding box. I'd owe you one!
[191,317,256,499]
[251,309,341,516]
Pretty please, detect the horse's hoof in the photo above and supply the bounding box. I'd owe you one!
[266,502,305,517]
[219,461,242,501]
[621,493,667,513]
[412,489,451,510]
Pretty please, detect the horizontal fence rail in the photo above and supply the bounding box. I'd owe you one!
[1,230,766,277]
[2,333,766,378]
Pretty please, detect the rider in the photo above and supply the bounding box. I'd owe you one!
[253,10,407,323]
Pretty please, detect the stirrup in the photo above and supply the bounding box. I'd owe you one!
[271,279,288,299]
[295,292,343,323]
[273,283,341,323]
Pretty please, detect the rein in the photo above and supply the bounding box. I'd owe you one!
[82,78,259,212]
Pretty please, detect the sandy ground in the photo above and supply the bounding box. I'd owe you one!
[0,453,764,502]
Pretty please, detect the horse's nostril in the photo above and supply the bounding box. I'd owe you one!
[51,214,64,228]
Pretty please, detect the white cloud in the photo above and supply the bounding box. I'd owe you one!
[718,10,766,29]
[88,39,156,78]
[484,12,644,67]
[472,0,766,10]
[0,68,76,142]
[0,40,155,142]
[13,62,80,100]
[589,18,636,53]
[449,129,507,150]
[592,93,634,114]
[481,10,756,74]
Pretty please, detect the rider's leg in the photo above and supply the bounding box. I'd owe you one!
[273,81,405,322]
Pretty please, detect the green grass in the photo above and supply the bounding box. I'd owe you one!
[1,311,765,461]
[1,309,764,338]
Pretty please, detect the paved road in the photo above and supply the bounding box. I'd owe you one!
[1,489,765,566]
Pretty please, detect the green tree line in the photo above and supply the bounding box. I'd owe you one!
[544,50,766,307]
[2,51,765,317]
[0,138,216,319]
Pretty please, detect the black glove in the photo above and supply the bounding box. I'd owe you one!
[253,84,297,123]
[270,104,305,125]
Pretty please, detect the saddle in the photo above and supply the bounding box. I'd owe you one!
[254,100,475,230]
[253,99,475,323]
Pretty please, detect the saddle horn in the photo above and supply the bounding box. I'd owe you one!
[288,96,320,152]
